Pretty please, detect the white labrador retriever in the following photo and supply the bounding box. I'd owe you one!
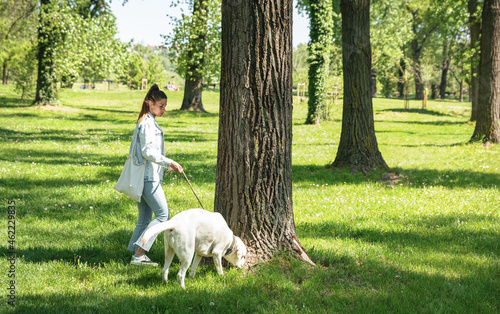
[141,208,246,289]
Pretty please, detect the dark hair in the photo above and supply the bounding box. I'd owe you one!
[137,84,167,123]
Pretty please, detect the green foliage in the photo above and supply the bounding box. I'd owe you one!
[297,0,472,101]
[165,0,221,84]
[306,0,333,124]
[13,47,37,102]
[145,54,165,85]
[117,44,177,90]
[74,0,111,18]
[293,43,309,87]
[0,0,37,83]
[371,0,413,97]
[33,0,124,104]
[120,52,145,89]
[0,1,38,101]
[77,13,126,81]
[47,2,125,85]
[0,84,498,312]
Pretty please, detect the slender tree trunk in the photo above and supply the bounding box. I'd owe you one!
[34,0,58,106]
[411,38,424,100]
[332,0,388,174]
[2,59,7,85]
[469,0,481,121]
[397,59,405,98]
[371,68,377,97]
[440,42,450,100]
[180,0,207,112]
[215,0,313,265]
[459,80,464,102]
[471,0,500,143]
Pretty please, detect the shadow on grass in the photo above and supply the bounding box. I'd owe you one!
[0,127,216,147]
[10,245,499,313]
[375,119,468,126]
[390,142,467,148]
[4,229,133,266]
[0,95,27,108]
[392,167,500,189]
[298,214,499,259]
[377,108,455,117]
[292,164,500,189]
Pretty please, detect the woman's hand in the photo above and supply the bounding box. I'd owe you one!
[170,161,184,173]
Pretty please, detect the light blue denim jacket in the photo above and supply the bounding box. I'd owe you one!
[129,113,173,182]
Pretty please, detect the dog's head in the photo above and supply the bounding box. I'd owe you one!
[224,236,246,268]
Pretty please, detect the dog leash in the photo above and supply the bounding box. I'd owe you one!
[182,171,205,210]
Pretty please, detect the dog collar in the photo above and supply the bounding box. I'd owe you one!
[224,235,237,256]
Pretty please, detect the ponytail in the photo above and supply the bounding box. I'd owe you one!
[137,84,167,124]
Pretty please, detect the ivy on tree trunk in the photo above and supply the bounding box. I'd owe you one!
[34,0,59,106]
[305,0,332,125]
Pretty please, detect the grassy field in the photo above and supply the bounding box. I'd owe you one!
[0,84,498,313]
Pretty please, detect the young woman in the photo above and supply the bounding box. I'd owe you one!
[127,84,183,266]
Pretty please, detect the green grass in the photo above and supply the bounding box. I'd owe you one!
[0,84,498,313]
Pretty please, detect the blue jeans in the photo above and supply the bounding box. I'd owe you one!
[127,181,169,253]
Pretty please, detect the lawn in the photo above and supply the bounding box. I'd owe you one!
[0,84,498,313]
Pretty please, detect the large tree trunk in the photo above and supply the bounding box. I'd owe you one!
[469,0,481,121]
[34,0,58,106]
[332,0,388,174]
[471,0,500,143]
[215,0,313,266]
[180,0,207,112]
[439,42,450,100]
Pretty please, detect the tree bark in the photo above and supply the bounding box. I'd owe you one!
[332,0,388,174]
[215,0,313,265]
[470,0,500,143]
[469,0,481,121]
[181,76,205,112]
[180,0,207,112]
[371,68,377,97]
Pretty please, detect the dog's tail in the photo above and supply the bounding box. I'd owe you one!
[141,220,173,244]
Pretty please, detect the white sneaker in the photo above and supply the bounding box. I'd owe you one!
[130,254,158,266]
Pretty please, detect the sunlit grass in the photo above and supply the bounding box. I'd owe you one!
[0,84,498,313]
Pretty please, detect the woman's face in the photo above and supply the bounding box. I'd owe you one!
[149,99,167,118]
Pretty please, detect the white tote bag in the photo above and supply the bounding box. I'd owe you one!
[114,131,145,202]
